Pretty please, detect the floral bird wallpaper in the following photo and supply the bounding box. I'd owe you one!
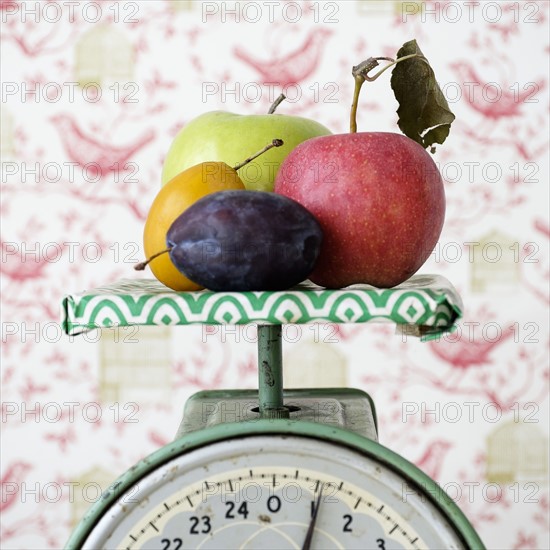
[1,1,549,549]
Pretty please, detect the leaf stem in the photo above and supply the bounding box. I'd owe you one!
[349,53,420,133]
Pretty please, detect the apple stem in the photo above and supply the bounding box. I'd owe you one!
[233,139,284,171]
[349,53,421,133]
[134,247,172,271]
[268,93,286,114]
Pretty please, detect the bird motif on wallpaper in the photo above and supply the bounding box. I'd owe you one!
[413,440,453,481]
[2,4,80,58]
[513,532,540,550]
[0,462,32,513]
[234,28,332,86]
[428,328,514,369]
[50,114,155,177]
[0,240,50,283]
[0,0,17,11]
[534,218,550,239]
[450,61,546,121]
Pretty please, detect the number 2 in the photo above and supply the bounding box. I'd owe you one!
[343,514,353,532]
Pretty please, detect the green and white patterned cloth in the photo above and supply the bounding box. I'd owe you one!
[61,275,463,340]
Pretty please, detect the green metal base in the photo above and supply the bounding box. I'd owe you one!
[177,387,378,441]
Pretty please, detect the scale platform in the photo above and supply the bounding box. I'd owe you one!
[61,274,462,338]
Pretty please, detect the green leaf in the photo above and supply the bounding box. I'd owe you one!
[390,39,455,152]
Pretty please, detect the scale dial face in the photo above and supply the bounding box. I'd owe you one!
[81,433,469,550]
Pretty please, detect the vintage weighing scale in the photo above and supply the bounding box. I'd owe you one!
[62,275,485,549]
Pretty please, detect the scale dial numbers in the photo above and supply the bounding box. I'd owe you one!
[122,469,419,549]
[83,435,467,550]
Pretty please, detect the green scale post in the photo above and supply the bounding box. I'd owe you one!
[62,276,485,550]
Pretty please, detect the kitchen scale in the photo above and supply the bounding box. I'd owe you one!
[62,275,485,549]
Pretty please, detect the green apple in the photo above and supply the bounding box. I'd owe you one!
[161,111,332,191]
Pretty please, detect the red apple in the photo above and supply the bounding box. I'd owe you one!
[274,47,452,289]
[274,132,445,288]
